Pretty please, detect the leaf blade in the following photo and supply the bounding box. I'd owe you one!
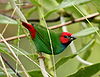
[28,70,43,77]
[74,27,99,37]
[0,14,17,24]
[55,54,77,69]
[67,63,100,77]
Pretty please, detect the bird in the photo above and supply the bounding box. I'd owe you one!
[21,21,76,55]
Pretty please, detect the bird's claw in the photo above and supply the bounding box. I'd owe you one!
[38,56,45,60]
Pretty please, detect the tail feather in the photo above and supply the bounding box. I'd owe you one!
[21,21,36,39]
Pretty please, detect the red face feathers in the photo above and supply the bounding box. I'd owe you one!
[60,32,76,44]
[22,22,76,43]
[22,21,36,39]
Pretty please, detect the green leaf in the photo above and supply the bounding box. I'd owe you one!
[0,43,10,53]
[11,45,30,55]
[0,43,30,55]
[39,0,58,10]
[56,0,63,3]
[0,14,17,24]
[55,54,77,69]
[78,39,95,54]
[44,0,91,18]
[67,63,100,77]
[96,39,100,45]
[29,0,41,6]
[79,39,95,60]
[0,69,20,76]
[56,0,91,9]
[39,0,59,18]
[93,16,100,23]
[25,7,37,18]
[74,27,99,37]
[44,9,57,18]
[92,0,100,12]
[80,50,91,63]
[28,70,43,77]
[77,39,95,68]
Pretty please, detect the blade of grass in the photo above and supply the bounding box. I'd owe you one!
[0,54,12,77]
[72,4,100,38]
[9,44,52,77]
[0,34,30,77]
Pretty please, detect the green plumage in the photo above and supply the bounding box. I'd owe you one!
[22,22,74,55]
[33,25,64,55]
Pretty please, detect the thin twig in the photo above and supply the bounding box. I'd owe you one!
[38,53,49,77]
[0,13,99,43]
[0,55,11,77]
[0,3,33,13]
[27,16,60,22]
[9,0,27,22]
[0,34,27,43]
[38,6,49,77]
[2,8,16,35]
[0,34,30,77]
[9,44,52,77]
[1,55,22,77]
[49,13,100,29]
[8,0,51,77]
[0,65,13,77]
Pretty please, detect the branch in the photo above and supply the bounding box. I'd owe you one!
[0,13,99,43]
[0,54,12,77]
[1,55,21,77]
[9,0,27,22]
[0,3,33,13]
[38,53,49,77]
[27,16,60,22]
[7,0,52,77]
[49,13,99,29]
[0,34,27,43]
[0,34,30,77]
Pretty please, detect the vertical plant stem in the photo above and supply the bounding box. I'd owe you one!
[0,66,13,77]
[38,53,49,77]
[8,0,51,76]
[60,16,93,65]
[9,0,27,22]
[0,34,30,77]
[1,8,16,35]
[45,54,54,76]
[37,6,49,77]
[1,55,21,77]
[0,54,12,77]
[0,56,9,77]
[73,5,100,38]
[39,58,48,77]
[8,0,51,77]
[9,44,52,77]
[38,2,57,76]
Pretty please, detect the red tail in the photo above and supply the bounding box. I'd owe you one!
[22,21,36,39]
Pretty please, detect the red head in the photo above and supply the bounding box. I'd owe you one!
[22,21,36,39]
[60,32,76,44]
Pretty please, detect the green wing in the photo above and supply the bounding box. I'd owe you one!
[33,25,63,55]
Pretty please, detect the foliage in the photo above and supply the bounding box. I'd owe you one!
[0,0,100,77]
[67,63,100,77]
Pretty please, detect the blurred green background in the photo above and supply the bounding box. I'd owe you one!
[0,0,100,77]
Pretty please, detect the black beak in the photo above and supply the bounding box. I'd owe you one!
[70,35,76,40]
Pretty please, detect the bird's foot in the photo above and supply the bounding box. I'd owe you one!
[38,56,45,60]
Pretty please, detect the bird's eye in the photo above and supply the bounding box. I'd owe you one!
[64,36,69,38]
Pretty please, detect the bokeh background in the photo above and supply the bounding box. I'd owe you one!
[0,0,100,77]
